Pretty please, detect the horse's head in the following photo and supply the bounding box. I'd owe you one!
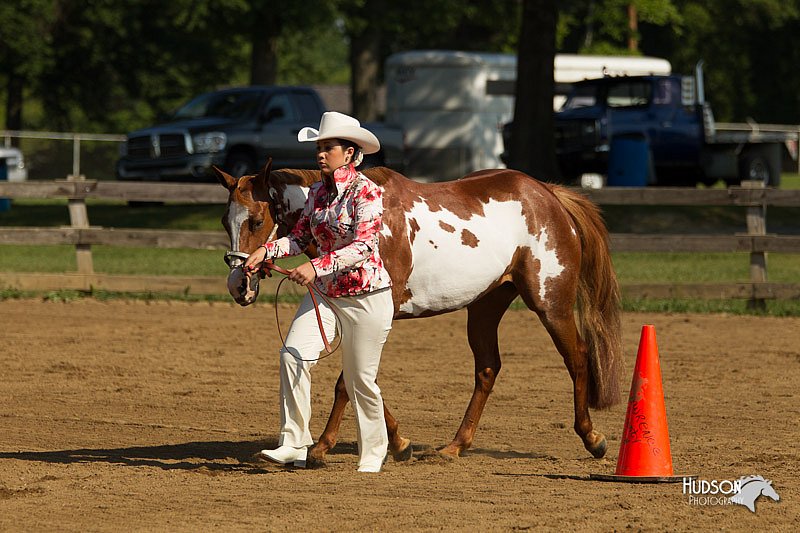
[215,159,316,306]
[761,480,780,502]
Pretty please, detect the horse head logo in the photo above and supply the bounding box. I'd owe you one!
[730,475,780,513]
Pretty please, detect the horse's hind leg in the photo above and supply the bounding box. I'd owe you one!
[538,309,607,458]
[440,284,518,458]
[307,371,412,467]
[307,372,348,467]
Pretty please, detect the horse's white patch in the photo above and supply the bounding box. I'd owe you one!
[227,200,249,251]
[530,227,564,300]
[401,199,564,315]
[283,185,310,214]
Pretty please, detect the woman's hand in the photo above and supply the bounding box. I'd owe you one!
[243,245,268,275]
[288,261,317,287]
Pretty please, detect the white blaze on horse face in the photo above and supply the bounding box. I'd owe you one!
[227,199,249,252]
[401,198,565,315]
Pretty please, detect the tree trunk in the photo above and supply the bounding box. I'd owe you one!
[250,6,279,85]
[349,0,383,121]
[508,0,559,181]
[5,70,24,139]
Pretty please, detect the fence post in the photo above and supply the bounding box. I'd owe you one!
[72,134,81,178]
[742,180,767,310]
[66,173,94,278]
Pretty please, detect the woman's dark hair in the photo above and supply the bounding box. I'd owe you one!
[339,139,359,152]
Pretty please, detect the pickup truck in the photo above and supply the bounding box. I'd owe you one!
[503,62,798,187]
[116,86,405,181]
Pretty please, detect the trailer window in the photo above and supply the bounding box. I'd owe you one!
[607,81,651,108]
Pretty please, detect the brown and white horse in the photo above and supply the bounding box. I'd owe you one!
[216,160,623,466]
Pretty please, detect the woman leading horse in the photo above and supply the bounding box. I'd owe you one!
[218,141,624,468]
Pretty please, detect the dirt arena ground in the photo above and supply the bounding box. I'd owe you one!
[1,298,797,531]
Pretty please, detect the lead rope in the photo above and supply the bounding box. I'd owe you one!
[261,261,342,362]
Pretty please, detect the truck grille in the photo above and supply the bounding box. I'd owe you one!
[127,133,188,159]
[555,120,598,152]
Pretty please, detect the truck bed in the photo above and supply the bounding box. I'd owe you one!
[710,122,799,144]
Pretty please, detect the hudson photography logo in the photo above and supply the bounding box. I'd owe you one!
[683,475,781,513]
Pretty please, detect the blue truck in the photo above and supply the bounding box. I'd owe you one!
[504,62,797,187]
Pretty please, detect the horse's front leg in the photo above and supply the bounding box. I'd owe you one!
[439,289,515,457]
[439,362,499,458]
[307,371,412,467]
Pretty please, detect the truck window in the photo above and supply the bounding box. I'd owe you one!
[293,92,324,121]
[653,79,679,106]
[263,93,297,123]
[607,81,651,108]
[562,85,598,110]
[173,91,263,120]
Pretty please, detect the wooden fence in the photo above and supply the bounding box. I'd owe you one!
[1,176,800,303]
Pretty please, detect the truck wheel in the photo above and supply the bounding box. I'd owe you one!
[225,151,257,178]
[739,154,779,187]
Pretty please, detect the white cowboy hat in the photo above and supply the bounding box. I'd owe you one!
[297,111,380,155]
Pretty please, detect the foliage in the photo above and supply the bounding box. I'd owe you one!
[276,23,350,85]
[0,0,56,80]
[558,0,683,54]
[3,1,800,136]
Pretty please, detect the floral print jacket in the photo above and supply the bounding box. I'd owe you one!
[263,163,392,297]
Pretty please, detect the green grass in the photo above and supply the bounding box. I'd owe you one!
[0,199,223,230]
[0,244,306,276]
[782,173,800,189]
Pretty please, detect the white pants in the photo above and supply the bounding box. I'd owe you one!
[277,287,393,470]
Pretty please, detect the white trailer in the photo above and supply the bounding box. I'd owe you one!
[384,50,671,180]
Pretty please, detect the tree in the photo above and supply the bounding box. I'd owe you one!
[341,0,385,121]
[0,0,56,133]
[507,0,559,180]
[248,0,339,86]
[341,0,522,120]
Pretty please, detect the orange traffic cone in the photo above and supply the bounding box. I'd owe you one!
[592,325,686,483]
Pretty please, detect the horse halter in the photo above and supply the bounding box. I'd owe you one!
[223,183,285,270]
[223,223,279,270]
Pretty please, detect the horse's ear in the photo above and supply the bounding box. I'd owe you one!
[212,166,237,190]
[253,158,273,198]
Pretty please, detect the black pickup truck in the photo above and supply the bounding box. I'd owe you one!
[116,86,404,181]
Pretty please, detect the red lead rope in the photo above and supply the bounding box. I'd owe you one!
[260,261,341,360]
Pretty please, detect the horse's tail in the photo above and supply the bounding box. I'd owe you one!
[549,184,623,409]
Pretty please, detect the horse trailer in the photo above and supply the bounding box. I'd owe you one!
[384,50,671,180]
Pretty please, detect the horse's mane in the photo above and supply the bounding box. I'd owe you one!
[739,475,767,485]
[271,166,397,188]
[362,167,395,186]
[271,168,320,187]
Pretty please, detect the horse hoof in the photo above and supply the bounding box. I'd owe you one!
[391,438,413,462]
[305,454,327,469]
[437,445,461,459]
[416,447,455,463]
[586,436,608,459]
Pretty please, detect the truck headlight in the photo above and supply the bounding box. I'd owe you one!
[192,132,227,153]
